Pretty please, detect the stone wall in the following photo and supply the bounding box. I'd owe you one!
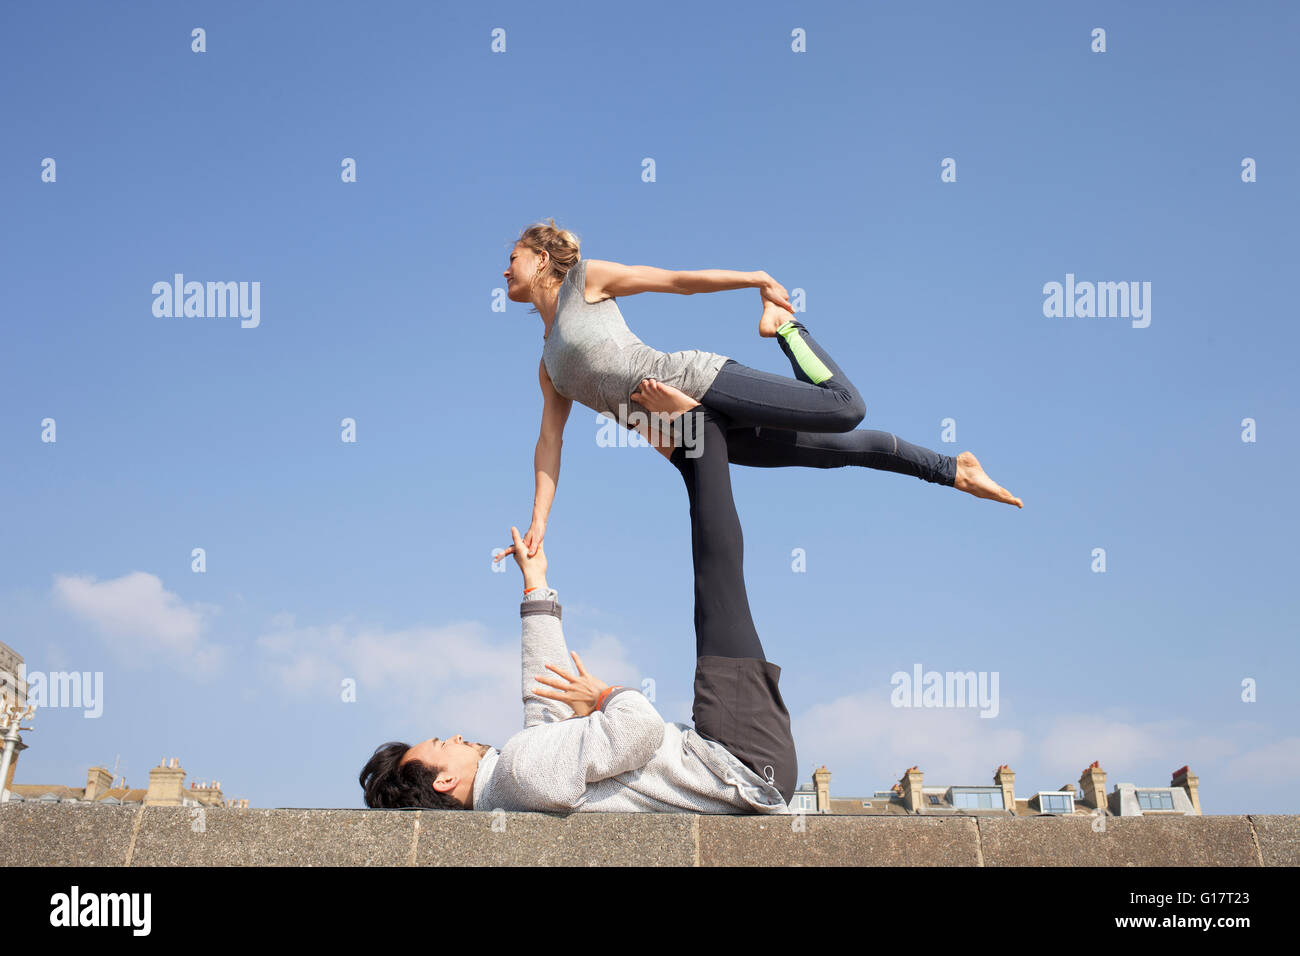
[3,806,1297,866]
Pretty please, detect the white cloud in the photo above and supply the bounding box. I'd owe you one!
[1034,709,1245,777]
[790,694,1299,812]
[794,691,1027,786]
[51,571,224,676]
[1221,736,1300,785]
[255,616,641,748]
[568,630,640,690]
[1035,715,1185,775]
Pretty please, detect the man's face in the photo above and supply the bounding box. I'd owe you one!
[401,734,491,804]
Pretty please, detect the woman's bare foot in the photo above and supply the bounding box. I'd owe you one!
[759,301,795,338]
[630,377,700,420]
[953,451,1023,508]
[630,378,701,461]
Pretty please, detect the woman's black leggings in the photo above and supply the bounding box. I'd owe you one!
[693,319,957,486]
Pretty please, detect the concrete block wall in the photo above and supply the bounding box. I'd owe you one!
[1,806,1297,866]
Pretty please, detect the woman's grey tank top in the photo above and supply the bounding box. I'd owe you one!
[541,259,730,430]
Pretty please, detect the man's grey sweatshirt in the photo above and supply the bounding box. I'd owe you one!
[471,586,790,814]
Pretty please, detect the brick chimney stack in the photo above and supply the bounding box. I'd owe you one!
[1171,766,1201,815]
[193,778,225,807]
[994,764,1016,813]
[1078,761,1108,811]
[899,766,924,814]
[84,766,114,802]
[812,765,831,813]
[145,757,185,806]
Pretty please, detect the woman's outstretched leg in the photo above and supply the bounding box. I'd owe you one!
[723,424,1023,505]
[636,378,1023,507]
[724,424,957,485]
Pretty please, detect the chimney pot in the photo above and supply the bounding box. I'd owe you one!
[1077,761,1108,811]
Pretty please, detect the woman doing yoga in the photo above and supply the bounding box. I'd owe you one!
[497,219,1022,561]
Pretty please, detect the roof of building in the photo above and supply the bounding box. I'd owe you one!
[9,784,148,805]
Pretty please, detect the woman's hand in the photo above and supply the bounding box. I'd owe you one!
[532,651,610,718]
[494,520,547,565]
[521,520,546,558]
[757,271,796,314]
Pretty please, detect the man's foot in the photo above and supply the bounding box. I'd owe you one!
[630,377,701,421]
[759,301,795,338]
[953,451,1023,508]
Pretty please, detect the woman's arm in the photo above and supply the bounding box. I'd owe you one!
[584,260,792,311]
[673,268,767,295]
[527,359,573,554]
[585,259,765,297]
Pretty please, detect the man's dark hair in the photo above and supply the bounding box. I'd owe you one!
[359,741,466,810]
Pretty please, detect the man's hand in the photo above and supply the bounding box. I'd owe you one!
[532,650,610,718]
[495,522,547,566]
[497,526,548,588]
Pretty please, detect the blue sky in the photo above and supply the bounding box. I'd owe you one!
[2,0,1296,814]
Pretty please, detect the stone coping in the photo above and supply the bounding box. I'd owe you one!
[1,806,1294,867]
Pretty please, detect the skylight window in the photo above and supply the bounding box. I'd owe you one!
[1038,792,1074,814]
[952,788,1005,809]
[1137,789,1175,810]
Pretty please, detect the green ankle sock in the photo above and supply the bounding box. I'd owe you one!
[776,321,833,384]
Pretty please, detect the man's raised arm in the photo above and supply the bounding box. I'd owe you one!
[504,527,666,804]
[507,526,574,727]
[520,587,575,727]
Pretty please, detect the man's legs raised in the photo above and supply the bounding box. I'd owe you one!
[669,406,799,804]
[668,406,765,661]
